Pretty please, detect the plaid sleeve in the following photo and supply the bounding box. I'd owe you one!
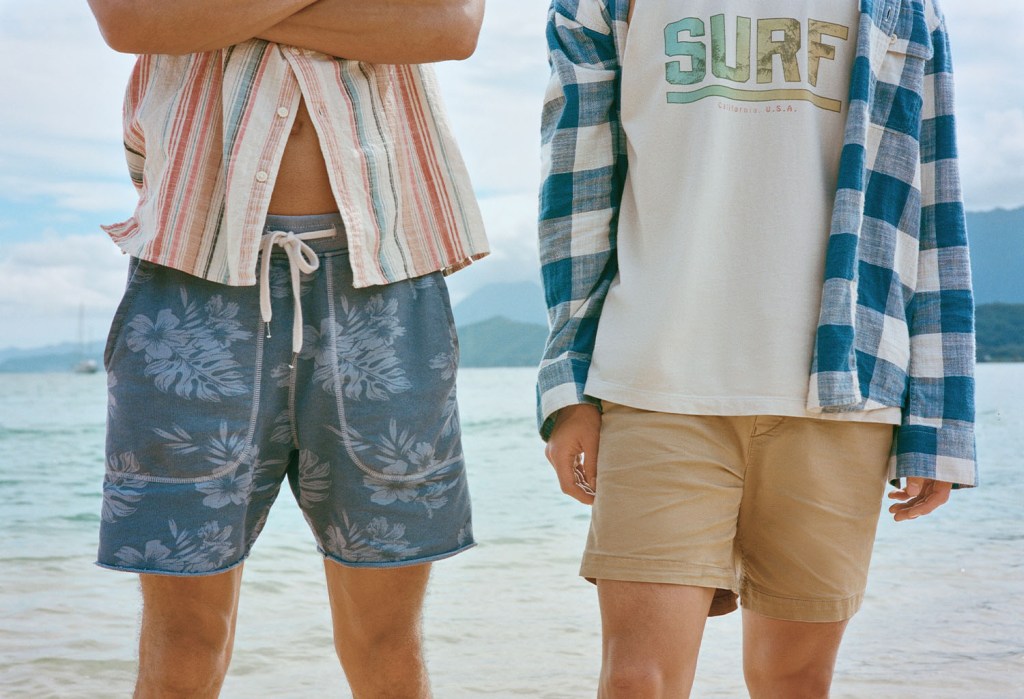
[895,5,977,487]
[536,0,626,439]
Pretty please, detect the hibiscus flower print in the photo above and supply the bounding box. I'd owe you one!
[323,515,421,562]
[362,295,405,349]
[429,350,458,382]
[195,467,253,508]
[123,289,250,401]
[306,308,411,400]
[296,450,331,509]
[160,519,237,574]
[125,308,186,361]
[205,296,252,348]
[102,452,147,523]
[206,421,251,470]
[363,466,421,506]
[300,318,341,368]
[114,540,176,570]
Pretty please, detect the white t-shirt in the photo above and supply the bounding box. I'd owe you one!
[586,0,899,423]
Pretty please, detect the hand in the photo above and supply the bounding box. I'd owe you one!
[545,403,602,505]
[887,477,952,522]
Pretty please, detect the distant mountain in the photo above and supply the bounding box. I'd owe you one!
[457,317,547,368]
[452,280,547,328]
[1,207,1021,374]
[0,341,103,373]
[976,304,1024,362]
[967,207,1024,304]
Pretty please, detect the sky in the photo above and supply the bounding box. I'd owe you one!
[0,0,1021,349]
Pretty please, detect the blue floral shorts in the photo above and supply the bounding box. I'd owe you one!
[98,213,474,575]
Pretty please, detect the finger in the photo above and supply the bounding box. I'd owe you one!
[548,442,594,505]
[887,476,925,501]
[581,428,600,492]
[890,481,952,521]
[905,477,925,498]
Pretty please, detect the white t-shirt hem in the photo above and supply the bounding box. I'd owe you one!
[585,377,902,425]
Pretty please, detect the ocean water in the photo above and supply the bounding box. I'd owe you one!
[0,365,1021,698]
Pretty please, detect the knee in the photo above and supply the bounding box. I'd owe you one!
[335,619,422,663]
[333,619,428,697]
[138,607,235,694]
[601,661,666,697]
[745,664,834,699]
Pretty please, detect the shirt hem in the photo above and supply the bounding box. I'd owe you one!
[585,378,901,424]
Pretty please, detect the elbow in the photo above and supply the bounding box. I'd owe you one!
[440,0,484,60]
[88,0,150,53]
[95,26,146,54]
[88,1,195,55]
[445,33,480,62]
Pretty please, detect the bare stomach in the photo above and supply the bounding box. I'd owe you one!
[267,98,338,215]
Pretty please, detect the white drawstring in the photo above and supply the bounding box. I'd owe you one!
[259,228,335,356]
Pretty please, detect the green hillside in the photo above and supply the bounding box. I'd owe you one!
[452,303,1024,368]
[457,317,547,368]
[976,304,1024,362]
[2,302,1021,373]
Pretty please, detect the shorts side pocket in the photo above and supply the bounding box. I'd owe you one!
[103,258,150,371]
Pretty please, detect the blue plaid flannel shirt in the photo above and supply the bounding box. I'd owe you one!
[537,0,977,487]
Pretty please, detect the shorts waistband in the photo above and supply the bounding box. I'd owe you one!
[263,213,347,254]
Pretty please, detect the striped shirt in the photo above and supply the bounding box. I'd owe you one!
[104,40,488,288]
[538,0,977,487]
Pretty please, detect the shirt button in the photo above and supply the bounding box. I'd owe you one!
[277,107,289,118]
[256,171,269,183]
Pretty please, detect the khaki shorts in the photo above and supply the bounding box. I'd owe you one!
[581,404,894,622]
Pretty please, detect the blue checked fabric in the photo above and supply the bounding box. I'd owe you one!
[537,0,977,487]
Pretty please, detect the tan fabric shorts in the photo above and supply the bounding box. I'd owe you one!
[581,404,894,623]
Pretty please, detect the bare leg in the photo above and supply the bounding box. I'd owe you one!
[324,560,432,698]
[743,609,849,699]
[597,580,715,698]
[135,566,244,699]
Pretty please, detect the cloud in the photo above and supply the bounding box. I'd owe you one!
[434,0,551,199]
[0,233,129,348]
[958,109,1024,211]
[444,194,542,305]
[941,1,1024,210]
[0,0,1021,348]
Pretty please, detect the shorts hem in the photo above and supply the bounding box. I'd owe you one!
[739,583,863,622]
[93,554,249,578]
[580,553,736,591]
[321,541,476,569]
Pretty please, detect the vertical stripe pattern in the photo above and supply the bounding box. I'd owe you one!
[104,41,488,289]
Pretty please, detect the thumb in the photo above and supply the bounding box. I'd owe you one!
[905,477,923,498]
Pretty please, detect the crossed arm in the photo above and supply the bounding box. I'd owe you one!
[87,0,485,62]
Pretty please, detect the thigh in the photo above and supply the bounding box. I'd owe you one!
[582,405,750,594]
[737,418,893,622]
[742,608,849,698]
[138,566,244,648]
[598,580,715,694]
[323,559,431,635]
[292,265,473,566]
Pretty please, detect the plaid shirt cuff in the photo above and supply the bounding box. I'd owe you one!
[537,355,602,440]
[892,423,977,488]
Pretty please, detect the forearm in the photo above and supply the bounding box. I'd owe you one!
[893,12,977,488]
[257,0,485,63]
[536,0,625,439]
[87,0,318,55]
